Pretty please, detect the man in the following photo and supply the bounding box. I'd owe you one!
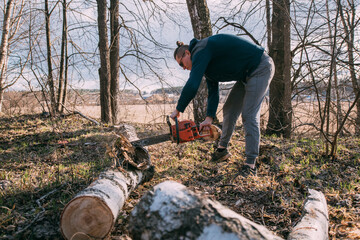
[170,34,274,176]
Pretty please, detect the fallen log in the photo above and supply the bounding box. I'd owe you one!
[288,189,329,240]
[60,124,154,240]
[128,181,284,240]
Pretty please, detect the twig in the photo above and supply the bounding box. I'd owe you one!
[216,184,236,188]
[59,102,101,126]
[14,185,65,237]
[73,111,101,126]
[261,206,266,226]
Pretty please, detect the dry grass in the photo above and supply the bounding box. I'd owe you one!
[0,113,359,239]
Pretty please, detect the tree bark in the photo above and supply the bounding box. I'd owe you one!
[97,0,112,123]
[186,0,212,123]
[44,0,57,116]
[61,170,144,239]
[57,0,68,113]
[129,182,329,240]
[60,124,153,240]
[266,0,272,51]
[338,0,360,135]
[110,0,120,124]
[129,181,283,240]
[0,0,14,113]
[288,189,329,240]
[266,0,292,138]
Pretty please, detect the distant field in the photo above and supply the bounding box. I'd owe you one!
[76,104,226,123]
[1,90,356,135]
[75,102,355,136]
[75,103,269,128]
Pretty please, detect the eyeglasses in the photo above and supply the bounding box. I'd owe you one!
[178,52,186,68]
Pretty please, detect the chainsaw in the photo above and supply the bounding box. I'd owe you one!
[130,116,221,147]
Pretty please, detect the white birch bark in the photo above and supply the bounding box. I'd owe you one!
[60,170,143,239]
[129,181,284,240]
[288,189,329,240]
[0,0,14,113]
[60,124,152,240]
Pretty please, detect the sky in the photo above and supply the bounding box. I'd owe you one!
[6,0,267,93]
[7,0,359,93]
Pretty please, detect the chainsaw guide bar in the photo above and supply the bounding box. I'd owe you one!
[130,133,172,146]
[130,116,221,147]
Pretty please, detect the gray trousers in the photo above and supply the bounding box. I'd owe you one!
[219,52,275,165]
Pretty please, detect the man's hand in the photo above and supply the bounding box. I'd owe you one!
[170,109,180,119]
[200,116,213,132]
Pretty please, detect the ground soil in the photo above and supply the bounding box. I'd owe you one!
[0,113,359,239]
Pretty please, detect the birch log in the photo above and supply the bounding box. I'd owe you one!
[60,124,153,240]
[288,189,329,240]
[128,181,284,240]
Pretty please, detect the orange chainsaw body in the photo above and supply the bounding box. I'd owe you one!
[170,119,211,144]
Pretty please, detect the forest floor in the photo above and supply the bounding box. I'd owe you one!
[0,113,359,239]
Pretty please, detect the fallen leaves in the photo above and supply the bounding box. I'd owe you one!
[0,114,359,239]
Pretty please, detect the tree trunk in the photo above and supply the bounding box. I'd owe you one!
[61,52,68,112]
[60,124,154,240]
[44,0,57,116]
[129,181,329,240]
[338,0,360,135]
[186,0,212,123]
[97,0,112,123]
[266,0,292,138]
[110,0,120,124]
[0,0,14,113]
[57,0,68,113]
[129,181,283,240]
[61,170,144,239]
[0,81,3,113]
[266,0,272,51]
[288,189,329,240]
[324,0,340,156]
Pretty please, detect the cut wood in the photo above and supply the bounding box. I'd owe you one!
[60,124,153,240]
[288,189,329,240]
[128,181,284,240]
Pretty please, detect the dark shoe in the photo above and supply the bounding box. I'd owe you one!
[240,165,257,177]
[211,149,231,162]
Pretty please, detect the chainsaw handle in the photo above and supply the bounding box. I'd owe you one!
[197,124,213,137]
[167,115,180,144]
[175,117,180,144]
[166,116,172,135]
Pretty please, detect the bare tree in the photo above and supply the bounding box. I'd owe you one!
[110,0,120,124]
[186,0,212,123]
[323,0,340,155]
[288,0,360,158]
[266,0,292,138]
[0,0,28,113]
[57,0,68,113]
[0,0,15,113]
[44,0,57,116]
[97,0,112,123]
[266,0,272,51]
[338,0,360,135]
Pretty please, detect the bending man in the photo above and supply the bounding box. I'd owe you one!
[171,34,275,176]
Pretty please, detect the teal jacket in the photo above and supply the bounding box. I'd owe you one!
[176,34,264,118]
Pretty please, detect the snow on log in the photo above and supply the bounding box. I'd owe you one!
[128,181,284,240]
[288,189,329,240]
[60,124,154,240]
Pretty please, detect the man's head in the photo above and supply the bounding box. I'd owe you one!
[174,41,192,70]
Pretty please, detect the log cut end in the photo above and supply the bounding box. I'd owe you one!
[61,123,154,240]
[61,196,114,240]
[202,124,222,141]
